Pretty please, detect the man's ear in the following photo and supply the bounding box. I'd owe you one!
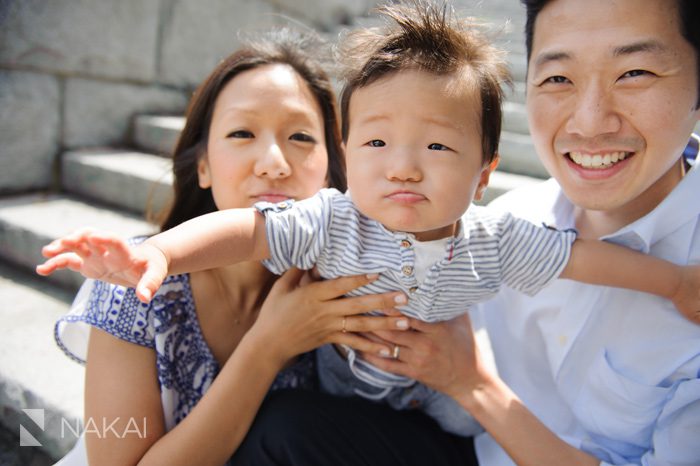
[197,155,212,189]
[474,156,500,201]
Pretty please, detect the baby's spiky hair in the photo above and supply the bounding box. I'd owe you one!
[338,1,511,164]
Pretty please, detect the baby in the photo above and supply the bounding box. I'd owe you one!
[38,2,700,436]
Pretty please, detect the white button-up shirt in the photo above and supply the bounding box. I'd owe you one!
[474,163,700,465]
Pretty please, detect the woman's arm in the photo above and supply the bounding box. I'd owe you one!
[362,315,599,466]
[83,328,166,466]
[85,270,409,466]
[560,239,700,324]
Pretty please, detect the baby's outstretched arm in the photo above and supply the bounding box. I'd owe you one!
[560,239,700,324]
[36,208,270,302]
[37,228,169,302]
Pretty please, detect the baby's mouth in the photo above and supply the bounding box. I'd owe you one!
[567,151,634,169]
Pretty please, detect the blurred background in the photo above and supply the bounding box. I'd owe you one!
[1,0,696,463]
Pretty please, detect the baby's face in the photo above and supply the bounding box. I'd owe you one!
[345,68,492,241]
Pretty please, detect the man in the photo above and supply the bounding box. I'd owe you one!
[475,0,700,464]
[230,1,700,464]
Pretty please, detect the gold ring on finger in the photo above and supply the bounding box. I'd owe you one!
[392,344,400,359]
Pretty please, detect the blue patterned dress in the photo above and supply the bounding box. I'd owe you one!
[55,273,317,431]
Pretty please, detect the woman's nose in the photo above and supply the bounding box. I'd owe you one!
[254,142,292,179]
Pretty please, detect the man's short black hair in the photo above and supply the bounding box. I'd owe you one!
[521,0,700,108]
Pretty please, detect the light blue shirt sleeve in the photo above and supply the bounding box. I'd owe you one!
[255,189,336,275]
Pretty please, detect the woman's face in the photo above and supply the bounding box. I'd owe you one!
[198,64,330,209]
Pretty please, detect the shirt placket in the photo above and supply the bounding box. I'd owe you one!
[395,233,419,295]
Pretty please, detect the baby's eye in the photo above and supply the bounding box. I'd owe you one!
[290,132,316,143]
[367,139,386,147]
[428,143,450,151]
[227,130,254,139]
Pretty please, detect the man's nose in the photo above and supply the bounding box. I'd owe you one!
[565,82,622,137]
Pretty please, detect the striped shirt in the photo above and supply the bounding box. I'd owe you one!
[256,188,576,390]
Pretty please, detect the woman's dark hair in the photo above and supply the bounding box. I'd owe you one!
[159,28,346,231]
[521,0,700,108]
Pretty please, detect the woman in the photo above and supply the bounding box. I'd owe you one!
[46,28,409,466]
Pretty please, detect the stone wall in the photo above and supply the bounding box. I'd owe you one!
[0,0,378,194]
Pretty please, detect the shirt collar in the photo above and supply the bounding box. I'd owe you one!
[549,153,700,253]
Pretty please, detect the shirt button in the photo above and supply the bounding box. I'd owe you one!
[402,265,413,276]
[409,286,418,293]
[558,335,568,346]
[400,239,411,248]
[277,201,288,209]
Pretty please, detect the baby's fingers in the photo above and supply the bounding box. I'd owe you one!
[135,267,165,304]
[87,234,132,262]
[42,229,96,258]
[36,253,84,276]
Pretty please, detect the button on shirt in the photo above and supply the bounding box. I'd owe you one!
[474,167,700,465]
[256,188,576,391]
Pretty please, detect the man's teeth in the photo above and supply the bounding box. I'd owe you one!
[569,151,629,168]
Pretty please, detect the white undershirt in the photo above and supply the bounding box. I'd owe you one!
[412,237,450,284]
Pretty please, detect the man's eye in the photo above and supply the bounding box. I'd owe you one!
[368,139,386,147]
[428,143,449,151]
[290,132,316,143]
[620,69,653,79]
[227,130,254,138]
[542,75,570,85]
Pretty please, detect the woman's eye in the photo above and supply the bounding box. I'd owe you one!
[290,132,316,143]
[227,130,254,139]
[367,139,386,147]
[428,143,449,151]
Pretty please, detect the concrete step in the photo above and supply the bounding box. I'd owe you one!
[506,81,526,104]
[132,114,184,156]
[507,52,527,83]
[0,194,155,290]
[498,131,548,179]
[480,169,542,205]
[503,100,528,135]
[0,262,82,461]
[63,147,173,216]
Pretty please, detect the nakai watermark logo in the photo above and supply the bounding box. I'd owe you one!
[19,409,147,447]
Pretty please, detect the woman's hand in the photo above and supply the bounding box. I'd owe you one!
[36,228,168,303]
[245,268,411,366]
[360,312,488,400]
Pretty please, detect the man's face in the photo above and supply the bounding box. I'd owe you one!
[526,0,700,221]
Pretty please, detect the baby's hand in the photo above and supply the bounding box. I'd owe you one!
[36,228,167,303]
[671,264,700,325]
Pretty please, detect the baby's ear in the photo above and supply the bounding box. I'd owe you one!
[474,156,499,200]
